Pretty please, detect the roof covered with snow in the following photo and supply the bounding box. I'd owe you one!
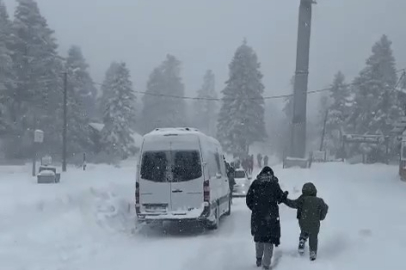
[145,127,204,137]
[89,122,104,132]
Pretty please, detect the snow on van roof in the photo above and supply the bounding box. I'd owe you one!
[143,127,222,145]
[145,127,203,137]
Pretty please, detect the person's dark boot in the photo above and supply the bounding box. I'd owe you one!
[298,239,305,255]
[256,258,262,267]
[310,251,317,261]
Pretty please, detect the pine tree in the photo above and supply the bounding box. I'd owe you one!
[141,54,186,134]
[217,40,266,157]
[323,72,351,154]
[350,35,400,136]
[66,46,97,119]
[65,46,96,157]
[194,70,218,136]
[9,0,63,157]
[317,93,332,151]
[0,0,13,135]
[399,71,406,113]
[100,62,136,159]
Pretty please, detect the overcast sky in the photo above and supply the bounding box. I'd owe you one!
[4,0,406,107]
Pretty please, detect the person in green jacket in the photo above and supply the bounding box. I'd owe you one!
[283,182,328,261]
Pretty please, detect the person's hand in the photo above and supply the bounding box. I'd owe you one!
[281,191,289,202]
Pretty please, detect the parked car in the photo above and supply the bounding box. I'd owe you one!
[232,169,251,197]
[136,127,231,230]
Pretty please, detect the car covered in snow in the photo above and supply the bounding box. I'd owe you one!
[232,169,251,197]
[135,127,231,229]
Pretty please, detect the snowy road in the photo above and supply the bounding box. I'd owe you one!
[1,162,406,270]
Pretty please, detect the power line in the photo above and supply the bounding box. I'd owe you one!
[93,68,406,102]
[4,67,406,102]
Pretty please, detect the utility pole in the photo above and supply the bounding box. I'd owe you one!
[290,0,316,158]
[62,71,67,172]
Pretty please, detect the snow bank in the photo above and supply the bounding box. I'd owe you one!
[0,164,137,270]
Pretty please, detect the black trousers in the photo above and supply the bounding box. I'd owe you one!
[299,230,318,253]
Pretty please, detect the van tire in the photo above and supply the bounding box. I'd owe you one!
[207,206,219,230]
[225,196,231,216]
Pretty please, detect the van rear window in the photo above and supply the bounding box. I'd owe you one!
[140,151,168,182]
[173,151,202,182]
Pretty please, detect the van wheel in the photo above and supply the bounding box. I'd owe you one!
[207,207,219,230]
[225,196,231,216]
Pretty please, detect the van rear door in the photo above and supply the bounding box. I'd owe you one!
[170,150,204,213]
[139,151,171,214]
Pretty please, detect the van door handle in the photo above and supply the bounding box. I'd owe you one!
[172,189,183,193]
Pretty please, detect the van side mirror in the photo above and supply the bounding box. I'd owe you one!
[216,173,222,179]
[248,176,252,180]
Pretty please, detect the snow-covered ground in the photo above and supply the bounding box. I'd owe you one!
[0,161,405,270]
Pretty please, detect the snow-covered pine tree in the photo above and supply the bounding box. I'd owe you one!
[10,0,64,157]
[65,46,96,158]
[141,54,187,134]
[217,40,266,157]
[194,70,218,136]
[399,71,406,113]
[350,35,400,136]
[100,62,136,159]
[0,0,14,136]
[324,72,351,155]
[317,92,332,151]
[66,46,97,120]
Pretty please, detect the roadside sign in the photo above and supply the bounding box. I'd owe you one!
[34,129,44,143]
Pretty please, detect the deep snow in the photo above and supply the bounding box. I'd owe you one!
[0,161,405,270]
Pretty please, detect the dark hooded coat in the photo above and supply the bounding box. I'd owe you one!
[246,167,286,245]
[284,182,329,234]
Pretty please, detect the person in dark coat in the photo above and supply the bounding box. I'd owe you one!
[264,155,269,167]
[241,157,248,173]
[224,159,236,202]
[283,182,329,261]
[249,155,254,175]
[257,153,263,168]
[246,166,288,269]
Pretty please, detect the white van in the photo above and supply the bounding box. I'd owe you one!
[135,127,231,229]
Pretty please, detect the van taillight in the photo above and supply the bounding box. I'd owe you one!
[203,180,210,202]
[135,182,140,213]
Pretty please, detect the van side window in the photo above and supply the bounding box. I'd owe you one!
[172,151,202,181]
[214,152,221,176]
[208,152,218,178]
[140,151,168,182]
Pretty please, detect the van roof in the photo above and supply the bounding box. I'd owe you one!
[145,127,203,137]
[142,127,221,150]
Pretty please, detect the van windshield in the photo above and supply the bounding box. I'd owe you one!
[140,151,169,182]
[173,151,202,182]
[140,150,202,182]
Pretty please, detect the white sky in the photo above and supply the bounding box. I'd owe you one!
[4,0,406,107]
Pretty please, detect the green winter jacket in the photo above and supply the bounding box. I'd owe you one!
[284,183,328,234]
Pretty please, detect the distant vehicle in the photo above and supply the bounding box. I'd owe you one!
[136,127,231,229]
[232,169,251,197]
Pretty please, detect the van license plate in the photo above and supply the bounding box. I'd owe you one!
[145,205,167,212]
